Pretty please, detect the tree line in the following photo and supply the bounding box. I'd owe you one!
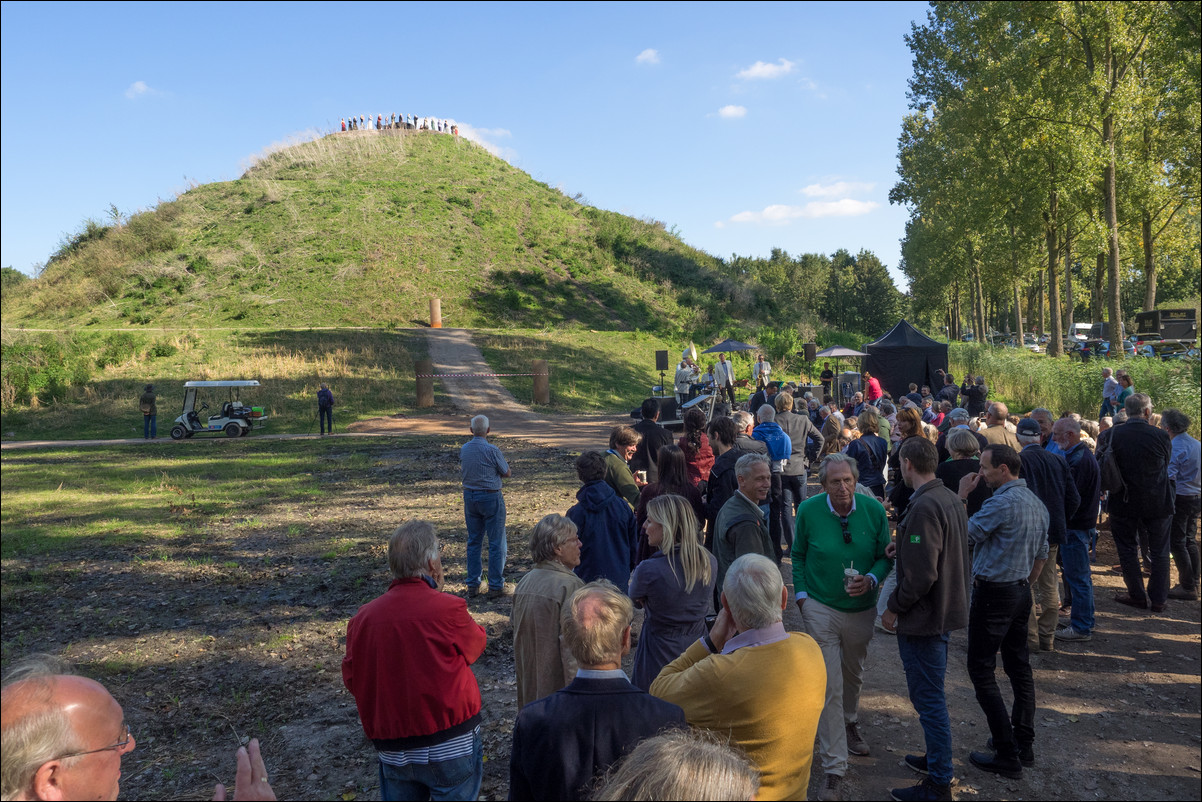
[891,1,1201,354]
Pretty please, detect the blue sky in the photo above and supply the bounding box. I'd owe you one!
[1,1,928,284]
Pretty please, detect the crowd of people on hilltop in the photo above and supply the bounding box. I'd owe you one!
[340,113,458,136]
[6,362,1198,802]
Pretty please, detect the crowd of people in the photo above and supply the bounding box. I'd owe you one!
[6,367,1199,802]
[339,113,458,136]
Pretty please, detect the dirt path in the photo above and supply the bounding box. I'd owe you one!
[345,327,631,449]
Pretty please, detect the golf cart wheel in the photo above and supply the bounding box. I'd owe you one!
[224,422,242,438]
[240,425,251,437]
[170,425,187,441]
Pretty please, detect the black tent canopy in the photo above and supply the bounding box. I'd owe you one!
[862,320,949,401]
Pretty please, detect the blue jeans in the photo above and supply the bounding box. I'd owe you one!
[464,490,506,589]
[144,415,156,439]
[897,633,953,785]
[377,730,483,801]
[1060,529,1095,633]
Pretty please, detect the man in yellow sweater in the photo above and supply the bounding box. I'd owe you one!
[650,553,826,801]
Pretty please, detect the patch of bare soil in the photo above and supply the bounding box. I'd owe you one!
[2,437,1199,802]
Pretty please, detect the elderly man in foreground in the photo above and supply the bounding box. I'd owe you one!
[509,581,685,800]
[651,554,826,801]
[0,655,276,801]
[343,520,487,801]
[792,453,893,801]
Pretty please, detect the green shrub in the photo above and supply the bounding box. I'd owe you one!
[95,334,143,368]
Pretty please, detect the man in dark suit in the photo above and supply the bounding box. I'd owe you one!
[629,398,674,484]
[508,581,685,801]
[1015,419,1080,652]
[1109,393,1176,612]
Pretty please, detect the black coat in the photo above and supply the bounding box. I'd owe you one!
[630,418,674,482]
[1018,445,1080,546]
[508,676,685,801]
[1108,418,1175,519]
[959,383,988,417]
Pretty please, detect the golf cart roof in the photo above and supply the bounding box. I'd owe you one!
[183,380,261,388]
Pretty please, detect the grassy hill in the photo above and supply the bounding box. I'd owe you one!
[3,130,775,335]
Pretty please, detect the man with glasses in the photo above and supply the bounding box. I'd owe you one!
[791,453,893,802]
[0,654,275,801]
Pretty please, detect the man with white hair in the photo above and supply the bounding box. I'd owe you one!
[460,414,512,598]
[1,656,277,801]
[344,520,488,800]
[652,554,826,801]
[1100,367,1119,418]
[792,453,893,801]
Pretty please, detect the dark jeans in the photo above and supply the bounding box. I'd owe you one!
[1171,495,1201,592]
[1111,513,1172,606]
[319,406,333,434]
[376,729,483,801]
[768,472,786,562]
[464,490,507,589]
[781,473,807,547]
[898,633,953,785]
[967,580,1035,760]
[143,415,156,439]
[720,381,736,406]
[1060,529,1094,633]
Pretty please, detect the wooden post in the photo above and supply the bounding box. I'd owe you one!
[415,360,434,407]
[430,298,442,328]
[532,360,550,405]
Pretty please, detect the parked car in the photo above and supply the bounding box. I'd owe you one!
[1038,333,1051,344]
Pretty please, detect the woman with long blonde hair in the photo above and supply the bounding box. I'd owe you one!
[627,493,716,690]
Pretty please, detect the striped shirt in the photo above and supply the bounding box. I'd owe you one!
[377,724,480,767]
[967,479,1049,582]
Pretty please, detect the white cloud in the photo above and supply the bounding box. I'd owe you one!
[635,48,660,65]
[453,122,516,161]
[801,181,875,198]
[718,105,747,119]
[736,58,795,80]
[124,80,163,100]
[728,199,880,224]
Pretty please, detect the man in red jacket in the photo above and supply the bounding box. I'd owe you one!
[343,520,487,801]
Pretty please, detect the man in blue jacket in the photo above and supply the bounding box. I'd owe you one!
[567,452,638,590]
[754,404,794,564]
[508,581,685,800]
[1051,417,1101,642]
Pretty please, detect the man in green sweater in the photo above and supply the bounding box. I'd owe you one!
[792,453,893,802]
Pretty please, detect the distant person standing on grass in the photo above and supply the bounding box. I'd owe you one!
[317,383,335,436]
[140,384,157,440]
[461,415,512,598]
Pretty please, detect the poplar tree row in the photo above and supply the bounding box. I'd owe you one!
[891,1,1200,354]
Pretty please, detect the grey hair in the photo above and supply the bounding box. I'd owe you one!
[732,410,754,432]
[975,375,985,385]
[593,727,760,802]
[734,452,770,480]
[1031,407,1053,421]
[756,404,775,423]
[1055,417,1082,435]
[946,427,981,457]
[1113,409,1129,424]
[723,554,783,630]
[1,656,84,801]
[387,520,439,579]
[529,514,578,564]
[469,415,489,436]
[818,452,859,484]
[880,401,896,416]
[561,580,632,666]
[1016,432,1041,446]
[1124,393,1152,416]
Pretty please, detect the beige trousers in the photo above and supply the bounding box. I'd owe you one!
[801,598,876,776]
[1028,544,1061,647]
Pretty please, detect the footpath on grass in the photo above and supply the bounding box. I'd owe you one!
[1,327,629,453]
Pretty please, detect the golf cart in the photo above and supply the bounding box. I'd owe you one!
[170,380,268,440]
